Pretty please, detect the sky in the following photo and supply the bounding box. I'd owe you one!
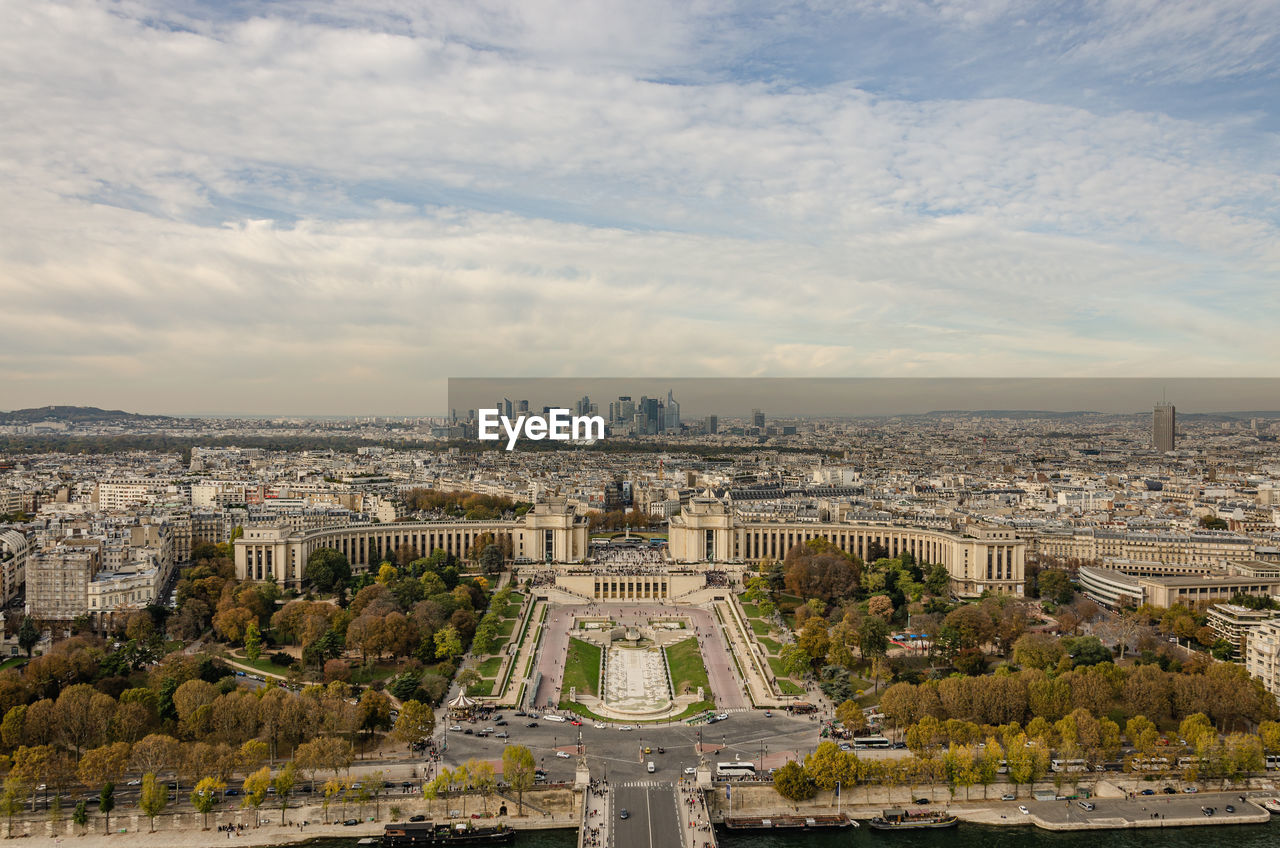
[1,1,1278,415]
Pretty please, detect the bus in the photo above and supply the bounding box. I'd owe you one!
[852,736,892,749]
[1127,756,1170,772]
[1050,759,1088,773]
[1265,755,1280,770]
[716,762,756,779]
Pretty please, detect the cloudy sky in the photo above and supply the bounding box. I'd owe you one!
[2,1,1278,415]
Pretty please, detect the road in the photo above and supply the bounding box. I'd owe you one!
[532,603,748,712]
[614,782,680,848]
[439,711,821,784]
[1029,790,1268,826]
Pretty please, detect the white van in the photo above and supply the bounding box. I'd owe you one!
[647,761,655,773]
[544,715,568,723]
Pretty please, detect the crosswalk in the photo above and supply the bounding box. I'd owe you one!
[618,780,673,789]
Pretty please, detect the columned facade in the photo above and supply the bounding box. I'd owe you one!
[668,498,1026,598]
[235,498,589,588]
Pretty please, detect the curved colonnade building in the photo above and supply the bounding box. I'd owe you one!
[235,495,1026,598]
[234,498,588,589]
[667,498,1026,598]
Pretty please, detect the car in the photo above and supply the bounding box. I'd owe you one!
[343,819,360,826]
[618,725,635,731]
[647,761,655,773]
[1018,806,1030,815]
[1226,805,1236,813]
[838,743,852,752]
[594,722,607,729]
[449,725,463,732]
[224,788,241,796]
[463,728,473,735]
[1202,807,1214,816]
[514,710,527,717]
[657,747,665,754]
[544,715,567,723]
[527,713,541,720]
[351,783,362,790]
[556,751,572,759]
[763,710,772,717]
[892,742,907,749]
[914,798,929,806]
[534,768,548,776]
[483,727,495,734]
[1139,789,1154,795]
[683,767,696,775]
[570,719,582,726]
[409,815,427,822]
[643,746,652,754]
[1184,787,1199,793]
[475,731,490,737]
[1162,787,1177,794]
[1001,794,1016,801]
[526,722,539,728]
[127,779,142,786]
[1077,801,1095,812]
[496,731,510,739]
[716,713,729,721]
[619,809,630,820]
[496,720,508,726]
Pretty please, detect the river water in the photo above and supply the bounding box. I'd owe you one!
[303,819,1278,848]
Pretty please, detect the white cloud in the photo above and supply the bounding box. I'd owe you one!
[0,0,1277,413]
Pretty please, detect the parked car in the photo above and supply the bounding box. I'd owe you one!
[683,767,696,775]
[1077,801,1095,812]
[1162,787,1177,794]
[1140,789,1154,796]
[914,798,929,805]
[1019,805,1029,815]
[1001,794,1016,801]
[1184,787,1199,793]
[449,725,463,732]
[526,722,539,728]
[496,720,508,726]
[495,731,510,739]
[409,815,427,822]
[343,819,360,826]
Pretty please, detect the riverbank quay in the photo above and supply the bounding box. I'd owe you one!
[705,782,1277,832]
[0,787,580,848]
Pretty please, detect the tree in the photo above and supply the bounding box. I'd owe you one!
[140,772,167,831]
[779,644,811,679]
[0,774,27,839]
[17,617,38,658]
[191,777,225,829]
[72,799,88,835]
[273,762,297,824]
[78,742,131,795]
[99,782,116,835]
[471,760,497,813]
[772,761,817,802]
[501,745,536,816]
[244,620,263,662]
[859,616,890,658]
[367,768,386,820]
[835,700,867,733]
[306,548,352,593]
[391,700,436,749]
[434,625,463,662]
[480,545,504,575]
[783,540,861,605]
[242,765,271,826]
[1038,570,1074,605]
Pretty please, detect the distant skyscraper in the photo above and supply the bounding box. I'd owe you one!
[704,414,718,434]
[752,409,765,428]
[1153,402,1176,452]
[664,389,680,431]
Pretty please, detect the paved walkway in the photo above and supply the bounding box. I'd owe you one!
[581,777,612,848]
[676,777,717,848]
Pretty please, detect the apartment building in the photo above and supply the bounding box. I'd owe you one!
[1245,619,1280,705]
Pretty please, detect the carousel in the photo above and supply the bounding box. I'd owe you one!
[447,690,478,718]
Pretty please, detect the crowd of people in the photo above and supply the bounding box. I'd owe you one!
[680,777,714,848]
[583,777,611,848]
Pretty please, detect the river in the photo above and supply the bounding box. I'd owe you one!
[298,819,1277,848]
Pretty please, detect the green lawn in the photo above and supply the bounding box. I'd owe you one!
[665,638,711,697]
[777,679,804,695]
[757,637,782,655]
[561,638,602,699]
[467,678,497,697]
[740,601,762,618]
[229,653,298,677]
[749,619,773,637]
[501,602,522,618]
[476,656,503,677]
[350,662,400,685]
[496,619,516,638]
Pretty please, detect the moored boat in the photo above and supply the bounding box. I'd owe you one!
[382,821,517,847]
[1261,798,1280,814]
[867,808,958,830]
